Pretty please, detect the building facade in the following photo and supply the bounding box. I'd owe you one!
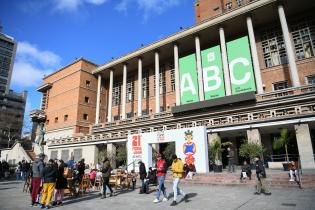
[45,0,315,169]
[36,58,104,141]
[0,29,27,149]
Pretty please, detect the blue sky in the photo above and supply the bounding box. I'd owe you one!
[0,0,194,132]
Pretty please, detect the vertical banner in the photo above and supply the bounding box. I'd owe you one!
[201,45,225,100]
[226,36,256,94]
[179,54,200,104]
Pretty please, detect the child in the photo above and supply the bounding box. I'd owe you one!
[40,159,58,209]
[130,170,137,190]
[89,169,97,186]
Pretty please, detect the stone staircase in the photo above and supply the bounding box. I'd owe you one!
[166,170,315,189]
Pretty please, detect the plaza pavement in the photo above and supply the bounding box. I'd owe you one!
[0,180,314,210]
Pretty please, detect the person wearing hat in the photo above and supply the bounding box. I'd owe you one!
[153,153,168,203]
[170,154,187,206]
[30,153,45,207]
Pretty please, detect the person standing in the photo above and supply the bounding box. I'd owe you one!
[100,158,113,199]
[30,153,45,207]
[153,153,168,203]
[138,161,148,194]
[227,147,235,173]
[15,162,22,180]
[254,156,271,195]
[53,159,67,206]
[40,159,58,209]
[170,154,187,206]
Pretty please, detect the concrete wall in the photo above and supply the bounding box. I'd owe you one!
[48,144,98,167]
[0,143,31,165]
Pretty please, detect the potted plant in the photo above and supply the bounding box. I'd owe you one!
[239,141,266,168]
[209,137,232,172]
[273,128,292,171]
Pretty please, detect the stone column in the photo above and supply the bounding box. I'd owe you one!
[95,74,101,124]
[137,58,142,117]
[195,35,205,101]
[294,123,315,169]
[278,4,300,87]
[246,16,264,94]
[107,143,116,169]
[107,69,113,122]
[219,27,232,96]
[246,128,262,145]
[155,51,160,114]
[174,43,180,106]
[121,64,127,120]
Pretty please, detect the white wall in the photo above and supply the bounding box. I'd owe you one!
[45,127,74,141]
[0,143,32,164]
[47,145,98,167]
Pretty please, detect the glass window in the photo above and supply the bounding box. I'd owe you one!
[83,113,88,120]
[64,115,68,121]
[307,75,315,85]
[86,80,91,87]
[273,81,288,91]
[126,76,134,103]
[154,64,166,95]
[84,96,89,103]
[142,71,150,98]
[112,82,121,106]
[170,63,175,92]
[54,117,58,123]
[291,18,315,60]
[261,27,287,68]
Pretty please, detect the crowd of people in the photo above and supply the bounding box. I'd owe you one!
[2,149,303,208]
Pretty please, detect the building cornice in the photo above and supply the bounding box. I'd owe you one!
[93,0,276,74]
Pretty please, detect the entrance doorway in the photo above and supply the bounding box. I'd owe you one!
[151,142,175,167]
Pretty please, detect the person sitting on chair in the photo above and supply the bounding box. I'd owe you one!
[240,161,252,182]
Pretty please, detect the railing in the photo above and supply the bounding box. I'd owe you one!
[269,154,300,162]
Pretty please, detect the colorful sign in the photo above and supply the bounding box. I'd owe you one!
[179,54,200,105]
[227,36,256,94]
[127,126,209,173]
[201,45,225,99]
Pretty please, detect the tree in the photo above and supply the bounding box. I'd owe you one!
[163,143,175,165]
[273,128,292,162]
[239,141,266,163]
[209,137,232,165]
[116,144,127,166]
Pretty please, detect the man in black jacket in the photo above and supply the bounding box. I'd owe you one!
[255,156,271,195]
[40,159,58,209]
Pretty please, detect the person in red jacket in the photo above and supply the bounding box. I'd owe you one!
[153,153,168,203]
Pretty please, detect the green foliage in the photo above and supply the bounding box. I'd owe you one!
[97,145,107,162]
[162,143,175,165]
[208,137,232,165]
[273,128,291,162]
[239,141,266,162]
[116,144,127,166]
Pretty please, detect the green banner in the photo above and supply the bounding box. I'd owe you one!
[201,45,225,100]
[226,36,256,94]
[179,54,200,104]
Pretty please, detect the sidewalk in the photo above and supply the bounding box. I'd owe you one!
[0,180,314,210]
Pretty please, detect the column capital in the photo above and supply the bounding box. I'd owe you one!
[137,56,143,61]
[122,62,128,66]
[154,49,160,54]
[173,41,179,47]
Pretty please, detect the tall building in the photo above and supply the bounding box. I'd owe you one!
[44,0,315,169]
[0,28,27,149]
[36,58,104,142]
[0,26,17,94]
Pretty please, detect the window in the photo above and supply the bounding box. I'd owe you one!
[54,117,58,123]
[73,149,82,162]
[84,96,89,103]
[160,106,165,112]
[85,80,91,87]
[142,109,149,116]
[154,65,166,95]
[291,18,315,60]
[236,0,242,6]
[225,2,232,9]
[170,63,175,92]
[261,28,287,68]
[46,120,49,125]
[306,75,315,85]
[273,81,288,91]
[126,76,134,102]
[83,113,88,120]
[112,82,121,106]
[61,150,69,162]
[64,115,68,121]
[50,151,58,160]
[142,71,150,98]
[113,115,120,121]
[126,112,134,119]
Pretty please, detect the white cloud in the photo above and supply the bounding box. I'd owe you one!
[115,0,181,20]
[12,42,60,88]
[17,42,61,67]
[52,0,108,11]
